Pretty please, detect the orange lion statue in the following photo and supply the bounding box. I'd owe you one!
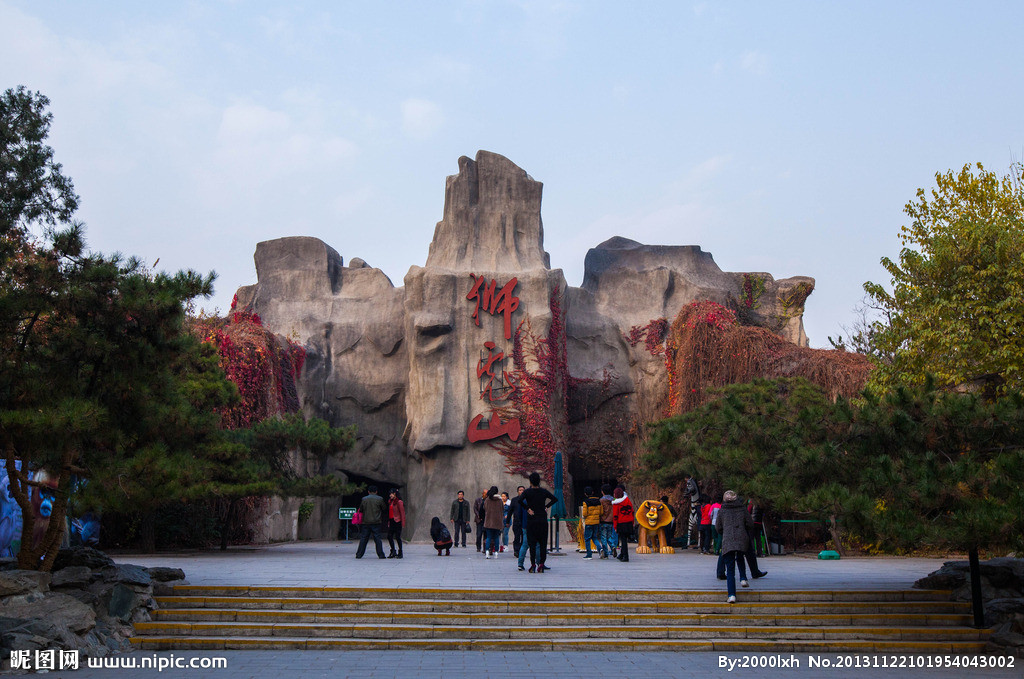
[635,500,675,554]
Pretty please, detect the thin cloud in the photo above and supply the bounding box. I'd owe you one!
[400,98,444,140]
[739,50,769,75]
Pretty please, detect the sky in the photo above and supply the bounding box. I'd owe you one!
[3,1,1022,347]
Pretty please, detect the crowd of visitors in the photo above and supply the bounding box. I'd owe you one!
[352,473,771,600]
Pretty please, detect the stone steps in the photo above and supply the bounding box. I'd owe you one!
[136,621,989,642]
[154,595,969,615]
[152,608,974,627]
[131,586,988,653]
[163,585,954,602]
[130,636,990,653]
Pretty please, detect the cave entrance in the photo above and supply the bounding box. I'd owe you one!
[337,471,402,540]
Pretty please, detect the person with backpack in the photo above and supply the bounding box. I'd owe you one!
[611,486,633,562]
[430,516,453,556]
[580,486,604,559]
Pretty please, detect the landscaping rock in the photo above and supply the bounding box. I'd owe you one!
[50,565,92,588]
[0,570,50,596]
[107,584,137,622]
[146,566,185,582]
[0,591,95,634]
[918,558,1024,657]
[153,578,188,596]
[0,548,173,662]
[52,546,115,571]
[102,564,151,587]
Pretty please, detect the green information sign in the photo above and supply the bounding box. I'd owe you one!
[338,507,357,521]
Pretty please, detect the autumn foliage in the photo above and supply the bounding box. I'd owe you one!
[490,288,568,484]
[190,299,306,429]
[630,300,872,416]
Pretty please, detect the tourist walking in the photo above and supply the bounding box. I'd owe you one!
[483,486,504,558]
[473,489,487,552]
[715,490,755,602]
[581,487,604,559]
[355,486,387,559]
[612,486,633,562]
[449,491,471,548]
[430,517,453,556]
[599,484,616,559]
[522,472,557,573]
[386,489,405,558]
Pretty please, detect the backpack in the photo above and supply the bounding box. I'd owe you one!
[438,524,452,542]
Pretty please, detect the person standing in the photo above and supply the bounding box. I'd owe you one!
[449,491,471,548]
[355,485,387,559]
[508,486,526,557]
[522,472,557,573]
[715,490,755,603]
[483,486,504,558]
[698,494,713,554]
[473,489,487,552]
[580,487,604,559]
[612,486,633,562]
[500,492,511,552]
[599,484,616,559]
[386,490,405,559]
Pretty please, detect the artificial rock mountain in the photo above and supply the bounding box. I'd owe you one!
[235,151,814,540]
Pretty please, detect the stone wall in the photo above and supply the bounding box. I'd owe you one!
[236,150,814,540]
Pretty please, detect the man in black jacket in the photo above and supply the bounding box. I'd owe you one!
[506,485,527,557]
[449,491,471,548]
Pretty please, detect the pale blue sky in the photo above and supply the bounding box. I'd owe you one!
[3,1,1022,346]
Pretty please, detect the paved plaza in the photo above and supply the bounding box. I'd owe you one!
[105,539,956,591]
[51,541,1018,678]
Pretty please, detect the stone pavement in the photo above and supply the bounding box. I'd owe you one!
[106,540,954,591]
[49,541,1017,678]
[53,649,1019,678]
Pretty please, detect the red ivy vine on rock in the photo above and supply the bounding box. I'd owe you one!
[629,300,871,417]
[490,286,568,485]
[191,302,306,429]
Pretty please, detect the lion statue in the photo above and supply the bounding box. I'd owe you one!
[635,500,675,554]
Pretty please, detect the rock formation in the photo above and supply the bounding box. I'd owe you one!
[234,150,815,539]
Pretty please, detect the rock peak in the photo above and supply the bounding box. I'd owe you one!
[425,150,550,272]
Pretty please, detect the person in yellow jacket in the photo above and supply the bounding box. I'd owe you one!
[580,487,605,559]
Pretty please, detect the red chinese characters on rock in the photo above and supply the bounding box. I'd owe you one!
[467,411,521,443]
[467,274,520,340]
[466,274,522,443]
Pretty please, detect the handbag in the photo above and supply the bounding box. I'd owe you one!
[351,511,363,526]
[464,521,471,534]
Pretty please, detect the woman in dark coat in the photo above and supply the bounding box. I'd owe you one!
[714,490,755,603]
[482,485,505,558]
[430,516,453,556]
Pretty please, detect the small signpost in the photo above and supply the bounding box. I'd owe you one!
[338,507,357,541]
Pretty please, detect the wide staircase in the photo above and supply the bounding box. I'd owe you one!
[133,585,989,652]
